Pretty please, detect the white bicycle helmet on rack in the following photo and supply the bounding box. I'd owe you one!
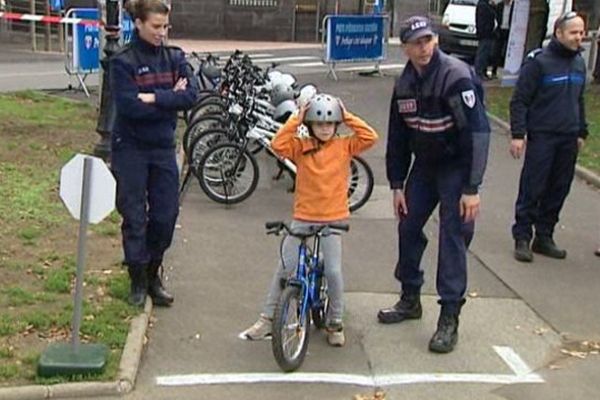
[270,83,297,106]
[273,99,298,123]
[296,84,318,107]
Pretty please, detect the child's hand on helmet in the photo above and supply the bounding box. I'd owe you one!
[338,98,349,123]
[298,103,310,122]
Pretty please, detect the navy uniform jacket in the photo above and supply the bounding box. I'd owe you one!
[110,37,198,148]
[386,48,491,195]
[510,37,588,139]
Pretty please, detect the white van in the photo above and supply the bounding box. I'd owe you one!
[438,0,571,62]
[438,0,479,61]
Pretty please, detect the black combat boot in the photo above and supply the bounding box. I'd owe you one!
[429,303,463,354]
[147,261,174,307]
[377,292,422,324]
[127,265,148,307]
[531,236,567,259]
[514,240,533,262]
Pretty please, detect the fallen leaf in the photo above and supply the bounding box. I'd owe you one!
[533,327,548,336]
[468,291,479,298]
[561,349,587,359]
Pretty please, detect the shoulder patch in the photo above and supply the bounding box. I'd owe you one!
[461,90,476,109]
[526,48,543,60]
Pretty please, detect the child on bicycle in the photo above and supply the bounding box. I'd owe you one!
[240,93,378,346]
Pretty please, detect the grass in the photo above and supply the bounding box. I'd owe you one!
[0,91,137,387]
[485,84,600,173]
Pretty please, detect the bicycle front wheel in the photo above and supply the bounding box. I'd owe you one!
[196,143,259,204]
[272,286,310,372]
[348,156,374,213]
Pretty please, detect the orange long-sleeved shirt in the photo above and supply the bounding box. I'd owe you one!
[271,112,378,221]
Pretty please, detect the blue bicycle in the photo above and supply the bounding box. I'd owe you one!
[265,221,349,372]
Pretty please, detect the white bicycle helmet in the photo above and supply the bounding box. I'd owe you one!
[304,94,343,123]
[296,83,318,107]
[277,73,297,88]
[273,99,298,123]
[270,83,297,106]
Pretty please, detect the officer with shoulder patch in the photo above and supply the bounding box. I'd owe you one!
[510,11,588,263]
[110,0,198,307]
[377,16,491,354]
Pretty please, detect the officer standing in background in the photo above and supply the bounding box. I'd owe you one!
[378,16,491,354]
[510,11,588,263]
[110,0,198,306]
[475,0,497,80]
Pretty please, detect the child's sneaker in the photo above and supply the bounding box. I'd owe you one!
[239,315,272,340]
[326,322,345,347]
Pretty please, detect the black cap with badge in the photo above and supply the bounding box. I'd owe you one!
[399,16,435,44]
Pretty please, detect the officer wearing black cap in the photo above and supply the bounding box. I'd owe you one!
[510,11,588,262]
[378,16,491,353]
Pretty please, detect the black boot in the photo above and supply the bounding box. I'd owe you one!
[377,292,422,324]
[514,240,533,262]
[147,261,174,307]
[531,236,567,259]
[429,307,460,354]
[127,266,147,307]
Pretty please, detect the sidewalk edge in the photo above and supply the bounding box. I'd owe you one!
[0,298,153,399]
[487,112,600,189]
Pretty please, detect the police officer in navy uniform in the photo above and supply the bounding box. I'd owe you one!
[510,12,588,263]
[110,0,198,306]
[378,16,491,354]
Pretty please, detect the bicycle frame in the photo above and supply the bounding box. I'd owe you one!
[289,234,323,328]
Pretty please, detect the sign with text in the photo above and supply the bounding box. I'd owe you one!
[325,15,385,63]
[72,8,100,72]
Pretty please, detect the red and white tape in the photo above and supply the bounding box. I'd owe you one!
[0,12,99,26]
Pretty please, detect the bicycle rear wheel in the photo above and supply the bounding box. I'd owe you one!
[272,286,310,372]
[189,129,230,175]
[348,156,374,213]
[183,115,226,156]
[196,143,259,204]
[188,99,227,124]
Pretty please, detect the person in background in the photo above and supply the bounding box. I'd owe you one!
[510,12,588,262]
[475,0,497,80]
[490,0,513,79]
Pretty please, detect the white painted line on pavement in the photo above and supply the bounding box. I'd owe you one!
[337,63,405,72]
[0,71,65,78]
[253,56,320,63]
[288,61,325,67]
[246,53,275,58]
[156,371,543,388]
[156,346,544,388]
[493,346,535,376]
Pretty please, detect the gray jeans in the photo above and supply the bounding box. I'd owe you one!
[262,220,344,324]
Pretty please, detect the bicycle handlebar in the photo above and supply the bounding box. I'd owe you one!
[265,221,349,237]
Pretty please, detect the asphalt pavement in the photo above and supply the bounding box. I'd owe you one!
[1,41,599,400]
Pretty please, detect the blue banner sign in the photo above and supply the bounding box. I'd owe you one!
[122,11,134,44]
[325,15,385,63]
[73,8,100,72]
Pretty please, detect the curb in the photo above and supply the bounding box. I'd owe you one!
[0,298,153,400]
[487,112,600,190]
